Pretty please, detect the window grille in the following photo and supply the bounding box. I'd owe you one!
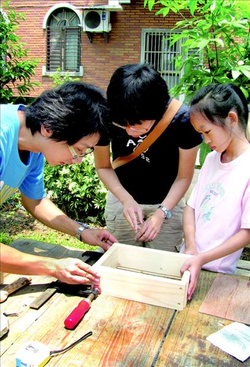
[46,8,81,72]
[141,29,183,91]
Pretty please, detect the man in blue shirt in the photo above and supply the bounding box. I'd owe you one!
[0,82,117,286]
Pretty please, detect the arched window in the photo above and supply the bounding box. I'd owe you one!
[45,7,82,73]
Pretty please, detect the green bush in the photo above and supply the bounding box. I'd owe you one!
[49,68,80,87]
[45,69,107,226]
[43,155,107,226]
[0,1,40,103]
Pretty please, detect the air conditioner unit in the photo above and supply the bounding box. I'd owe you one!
[83,10,111,33]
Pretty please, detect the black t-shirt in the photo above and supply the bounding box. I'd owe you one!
[98,103,202,204]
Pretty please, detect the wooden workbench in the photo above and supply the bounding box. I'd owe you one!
[1,239,250,367]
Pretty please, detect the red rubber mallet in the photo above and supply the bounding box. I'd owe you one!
[64,288,99,330]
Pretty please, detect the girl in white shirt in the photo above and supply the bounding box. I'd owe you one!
[180,83,250,300]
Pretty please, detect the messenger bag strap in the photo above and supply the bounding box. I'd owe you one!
[112,98,182,170]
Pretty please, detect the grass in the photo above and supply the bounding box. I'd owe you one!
[0,229,91,250]
[0,204,97,251]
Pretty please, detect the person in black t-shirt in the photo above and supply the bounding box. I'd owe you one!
[94,64,202,251]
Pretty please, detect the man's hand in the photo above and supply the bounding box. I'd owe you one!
[0,243,101,287]
[82,229,118,251]
[53,258,101,286]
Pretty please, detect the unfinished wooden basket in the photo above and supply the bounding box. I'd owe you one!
[93,243,191,311]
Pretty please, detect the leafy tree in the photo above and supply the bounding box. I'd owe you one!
[144,0,250,166]
[144,0,250,103]
[0,1,39,102]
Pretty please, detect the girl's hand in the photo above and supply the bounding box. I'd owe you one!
[122,198,143,232]
[134,211,164,242]
[184,243,199,256]
[180,255,203,300]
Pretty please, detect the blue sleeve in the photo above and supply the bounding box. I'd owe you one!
[19,154,46,200]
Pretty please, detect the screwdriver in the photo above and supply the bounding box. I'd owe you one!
[64,288,99,330]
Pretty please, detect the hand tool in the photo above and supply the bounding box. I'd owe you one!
[64,287,99,330]
[0,276,32,303]
[15,331,93,366]
[29,281,93,309]
[0,312,19,338]
[29,250,103,310]
[0,313,9,338]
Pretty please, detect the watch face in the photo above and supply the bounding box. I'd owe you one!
[158,205,172,219]
[166,210,172,219]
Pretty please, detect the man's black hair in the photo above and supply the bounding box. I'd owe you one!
[25,82,108,145]
[107,63,170,126]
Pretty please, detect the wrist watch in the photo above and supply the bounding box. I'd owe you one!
[76,226,86,241]
[158,205,172,220]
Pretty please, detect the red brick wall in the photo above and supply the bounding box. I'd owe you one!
[6,0,187,97]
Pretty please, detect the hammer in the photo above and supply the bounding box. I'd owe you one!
[64,287,100,330]
[0,277,32,303]
[29,250,103,310]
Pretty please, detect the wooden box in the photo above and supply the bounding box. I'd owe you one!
[93,243,191,311]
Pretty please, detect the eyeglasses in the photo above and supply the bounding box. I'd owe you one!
[112,121,154,134]
[68,145,94,160]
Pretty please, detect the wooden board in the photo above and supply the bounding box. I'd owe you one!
[1,240,175,367]
[93,243,192,310]
[2,240,248,367]
[235,259,250,277]
[1,291,175,367]
[199,273,250,325]
[154,271,249,367]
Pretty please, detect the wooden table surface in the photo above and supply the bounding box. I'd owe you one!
[1,239,250,367]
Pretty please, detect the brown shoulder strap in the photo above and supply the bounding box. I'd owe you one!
[112,98,182,169]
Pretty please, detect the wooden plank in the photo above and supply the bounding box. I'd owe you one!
[29,288,58,309]
[116,265,182,280]
[199,274,250,325]
[155,271,250,367]
[237,259,250,270]
[235,268,250,277]
[0,273,59,357]
[235,259,250,277]
[93,243,191,310]
[96,243,192,278]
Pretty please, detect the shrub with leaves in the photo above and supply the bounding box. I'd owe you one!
[44,69,107,225]
[0,1,40,103]
[44,155,107,226]
[49,68,80,87]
